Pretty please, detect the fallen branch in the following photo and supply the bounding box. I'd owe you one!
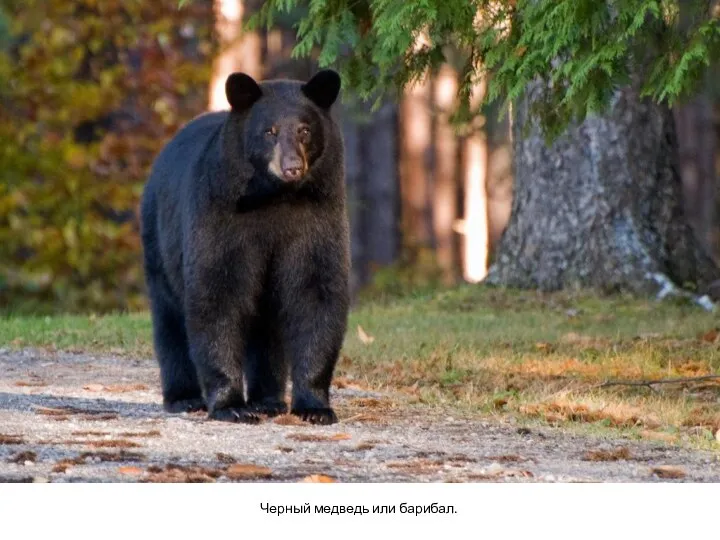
[596,375,720,390]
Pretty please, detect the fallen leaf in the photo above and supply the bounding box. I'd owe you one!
[357,325,375,345]
[80,413,118,421]
[118,466,144,476]
[85,439,141,449]
[287,433,351,442]
[386,459,444,474]
[225,464,272,480]
[35,405,119,420]
[493,397,508,409]
[52,461,75,473]
[639,430,678,443]
[699,328,719,343]
[104,384,149,393]
[348,397,386,408]
[485,455,532,463]
[273,414,304,426]
[43,439,142,449]
[583,447,632,462]
[35,406,72,416]
[0,434,25,445]
[143,464,221,483]
[300,474,336,483]
[651,466,686,479]
[353,442,375,451]
[14,381,47,387]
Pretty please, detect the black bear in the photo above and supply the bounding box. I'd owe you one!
[140,70,350,425]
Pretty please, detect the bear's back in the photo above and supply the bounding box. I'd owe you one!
[147,111,228,192]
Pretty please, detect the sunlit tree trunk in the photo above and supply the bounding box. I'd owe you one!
[432,65,461,284]
[209,0,262,111]
[399,77,434,253]
[459,80,490,283]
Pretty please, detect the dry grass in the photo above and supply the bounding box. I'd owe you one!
[338,287,720,448]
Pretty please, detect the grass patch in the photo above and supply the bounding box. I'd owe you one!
[2,285,720,447]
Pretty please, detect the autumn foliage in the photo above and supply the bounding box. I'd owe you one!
[0,0,214,312]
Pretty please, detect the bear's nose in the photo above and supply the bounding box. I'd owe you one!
[282,166,305,182]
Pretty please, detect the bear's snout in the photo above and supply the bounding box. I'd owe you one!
[268,138,308,182]
[280,151,307,182]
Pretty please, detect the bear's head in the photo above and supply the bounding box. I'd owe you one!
[224,70,341,185]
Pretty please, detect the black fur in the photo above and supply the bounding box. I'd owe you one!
[140,71,350,425]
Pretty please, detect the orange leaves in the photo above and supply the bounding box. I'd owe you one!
[287,433,352,442]
[582,447,632,462]
[14,381,47,387]
[225,464,273,480]
[118,466,144,476]
[651,466,686,479]
[300,475,336,483]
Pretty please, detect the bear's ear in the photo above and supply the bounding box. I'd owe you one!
[301,70,341,109]
[225,72,262,111]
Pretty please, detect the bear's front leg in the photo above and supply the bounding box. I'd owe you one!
[277,242,350,425]
[184,251,263,424]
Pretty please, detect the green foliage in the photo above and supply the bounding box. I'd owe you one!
[1,0,214,313]
[358,247,446,302]
[247,0,719,138]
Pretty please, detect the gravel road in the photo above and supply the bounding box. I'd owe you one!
[1,348,718,482]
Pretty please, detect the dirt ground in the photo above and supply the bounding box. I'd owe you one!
[1,347,718,483]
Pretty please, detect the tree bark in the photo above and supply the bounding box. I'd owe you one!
[399,79,434,251]
[674,94,717,254]
[358,103,401,272]
[486,82,720,303]
[432,65,461,284]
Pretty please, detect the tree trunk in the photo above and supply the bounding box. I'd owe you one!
[674,94,717,254]
[209,0,262,111]
[486,82,720,303]
[432,65,461,284]
[358,103,401,272]
[399,79,434,251]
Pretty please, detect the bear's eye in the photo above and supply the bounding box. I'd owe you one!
[265,127,277,137]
